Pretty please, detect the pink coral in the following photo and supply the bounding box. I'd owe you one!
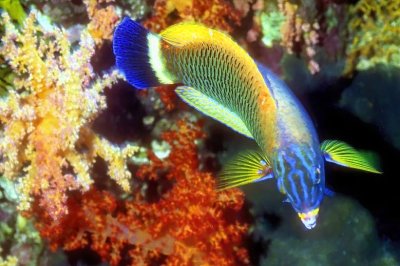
[277,0,320,74]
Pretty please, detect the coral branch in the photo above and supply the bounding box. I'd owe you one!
[345,0,400,74]
[84,0,120,45]
[0,11,137,220]
[34,119,249,265]
[143,0,242,33]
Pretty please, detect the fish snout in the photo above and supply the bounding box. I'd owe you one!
[298,208,319,230]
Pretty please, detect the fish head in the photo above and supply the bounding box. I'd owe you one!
[297,207,319,229]
[273,144,325,229]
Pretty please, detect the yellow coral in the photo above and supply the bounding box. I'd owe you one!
[85,0,120,45]
[0,248,17,266]
[0,255,18,266]
[345,0,400,74]
[0,11,138,220]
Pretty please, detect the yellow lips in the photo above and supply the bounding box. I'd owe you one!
[298,208,319,229]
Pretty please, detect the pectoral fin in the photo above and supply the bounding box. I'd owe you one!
[175,86,253,139]
[218,150,273,190]
[321,140,382,174]
[324,187,335,197]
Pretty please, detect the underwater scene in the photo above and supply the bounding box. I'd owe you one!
[0,0,399,265]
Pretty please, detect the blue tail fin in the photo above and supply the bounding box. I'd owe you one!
[113,17,161,89]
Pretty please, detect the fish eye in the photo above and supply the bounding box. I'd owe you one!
[316,167,321,175]
[314,167,321,184]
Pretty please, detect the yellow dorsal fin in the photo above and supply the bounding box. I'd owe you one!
[160,22,233,47]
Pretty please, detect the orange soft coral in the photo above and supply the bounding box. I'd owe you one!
[143,0,242,33]
[85,0,120,45]
[0,11,138,220]
[34,119,249,266]
[154,85,183,112]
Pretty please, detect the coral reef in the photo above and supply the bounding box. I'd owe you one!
[26,0,87,28]
[19,0,149,45]
[143,0,242,33]
[259,8,285,47]
[33,119,249,266]
[241,182,399,266]
[340,65,400,150]
[256,0,321,74]
[345,0,400,75]
[0,176,42,266]
[85,0,120,45]
[1,0,399,265]
[0,254,17,266]
[260,196,399,265]
[280,52,344,94]
[0,61,14,96]
[0,11,138,220]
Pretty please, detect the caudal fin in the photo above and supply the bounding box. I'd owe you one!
[113,17,173,89]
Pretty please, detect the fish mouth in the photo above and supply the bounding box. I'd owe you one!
[298,208,319,230]
[302,218,317,229]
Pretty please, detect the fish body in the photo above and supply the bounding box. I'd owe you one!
[258,64,325,229]
[159,23,279,155]
[113,18,381,230]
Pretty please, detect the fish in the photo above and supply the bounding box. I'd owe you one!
[113,17,381,229]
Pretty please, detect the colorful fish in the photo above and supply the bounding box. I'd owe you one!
[113,17,381,229]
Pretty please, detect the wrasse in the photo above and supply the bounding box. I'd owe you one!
[113,18,381,229]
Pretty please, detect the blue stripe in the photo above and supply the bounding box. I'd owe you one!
[293,148,311,203]
[274,146,325,211]
[285,155,301,205]
[288,171,301,205]
[310,182,316,203]
[297,169,308,202]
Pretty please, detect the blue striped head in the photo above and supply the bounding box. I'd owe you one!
[273,144,325,229]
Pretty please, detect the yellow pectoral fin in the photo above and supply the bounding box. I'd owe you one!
[218,150,273,190]
[321,140,382,174]
[175,86,254,139]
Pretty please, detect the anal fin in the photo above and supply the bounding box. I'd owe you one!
[175,86,253,139]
